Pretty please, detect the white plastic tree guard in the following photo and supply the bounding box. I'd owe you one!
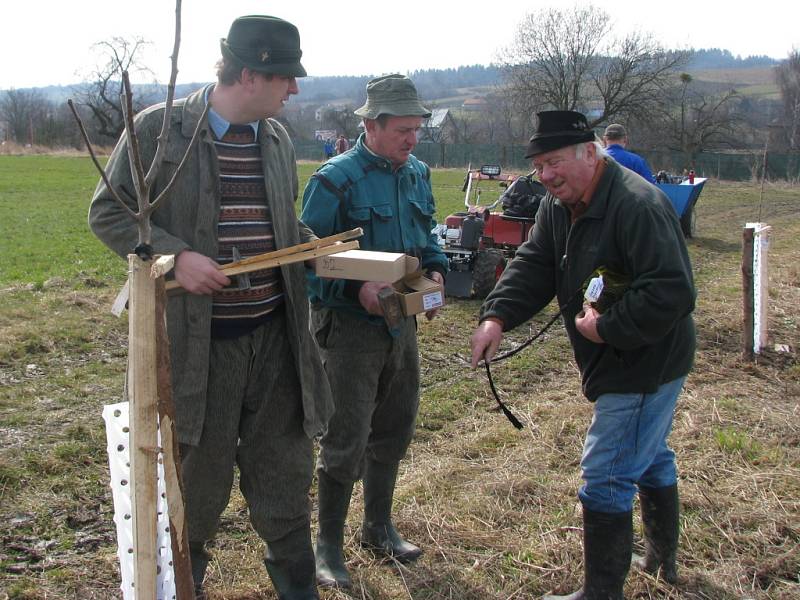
[103,401,177,600]
[745,222,771,354]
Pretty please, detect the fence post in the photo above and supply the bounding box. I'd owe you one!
[741,223,771,359]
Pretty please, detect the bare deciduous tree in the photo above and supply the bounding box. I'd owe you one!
[75,36,157,142]
[776,49,800,152]
[499,4,686,127]
[0,88,49,144]
[653,73,743,165]
[319,105,360,139]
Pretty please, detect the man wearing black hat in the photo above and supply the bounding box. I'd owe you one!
[90,15,332,600]
[300,74,448,589]
[470,111,695,599]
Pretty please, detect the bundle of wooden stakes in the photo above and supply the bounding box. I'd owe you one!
[112,228,363,315]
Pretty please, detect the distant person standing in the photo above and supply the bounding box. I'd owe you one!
[334,133,349,155]
[603,123,655,183]
[324,138,335,159]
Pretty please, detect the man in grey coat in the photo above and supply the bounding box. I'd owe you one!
[89,16,332,600]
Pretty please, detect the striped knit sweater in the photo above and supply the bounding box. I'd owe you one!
[211,124,284,338]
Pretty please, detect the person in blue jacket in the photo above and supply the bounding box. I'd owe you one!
[603,123,655,183]
[300,74,448,589]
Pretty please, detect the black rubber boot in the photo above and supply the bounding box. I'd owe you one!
[189,541,210,599]
[315,470,355,588]
[361,459,422,562]
[544,508,633,600]
[633,484,679,584]
[264,526,320,600]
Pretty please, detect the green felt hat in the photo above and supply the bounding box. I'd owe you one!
[220,15,306,77]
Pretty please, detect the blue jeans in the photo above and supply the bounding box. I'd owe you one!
[578,376,686,513]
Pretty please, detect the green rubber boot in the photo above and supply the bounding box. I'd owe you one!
[189,541,210,599]
[361,459,422,562]
[315,470,354,588]
[264,525,319,600]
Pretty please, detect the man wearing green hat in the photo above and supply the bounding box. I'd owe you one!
[90,15,332,600]
[300,74,448,589]
[471,110,696,599]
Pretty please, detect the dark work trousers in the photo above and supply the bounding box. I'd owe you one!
[179,313,314,546]
[311,308,420,484]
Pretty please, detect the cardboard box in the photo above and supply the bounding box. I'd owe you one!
[315,249,445,316]
[315,249,408,281]
[394,272,445,316]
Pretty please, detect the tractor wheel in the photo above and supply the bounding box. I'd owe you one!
[680,202,697,238]
[472,249,506,299]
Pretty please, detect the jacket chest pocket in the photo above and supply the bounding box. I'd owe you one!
[347,203,395,250]
[408,196,435,248]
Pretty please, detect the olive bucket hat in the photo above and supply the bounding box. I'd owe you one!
[354,74,431,119]
[220,15,306,77]
[524,110,596,158]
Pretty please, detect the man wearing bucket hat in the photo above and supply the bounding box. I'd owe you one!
[90,15,332,600]
[300,74,448,588]
[470,111,696,599]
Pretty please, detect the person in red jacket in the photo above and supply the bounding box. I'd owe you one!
[334,133,349,155]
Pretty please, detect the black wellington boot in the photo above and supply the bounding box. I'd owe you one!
[632,484,679,584]
[361,459,422,562]
[189,541,210,600]
[544,508,633,600]
[315,470,355,588]
[264,525,319,600]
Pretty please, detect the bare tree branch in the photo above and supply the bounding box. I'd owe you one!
[121,71,149,220]
[499,4,684,127]
[66,98,138,221]
[68,0,197,250]
[150,102,209,212]
[146,0,182,189]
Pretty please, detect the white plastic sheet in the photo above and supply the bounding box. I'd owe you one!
[103,401,176,600]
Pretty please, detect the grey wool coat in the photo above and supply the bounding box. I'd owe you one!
[89,85,333,445]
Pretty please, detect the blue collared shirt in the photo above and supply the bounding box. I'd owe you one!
[204,86,259,139]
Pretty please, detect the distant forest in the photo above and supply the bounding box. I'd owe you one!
[21,48,780,106]
[684,48,779,70]
[280,49,780,103]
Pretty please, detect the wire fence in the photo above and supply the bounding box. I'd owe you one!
[295,140,800,181]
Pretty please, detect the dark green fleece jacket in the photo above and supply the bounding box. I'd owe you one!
[480,159,696,401]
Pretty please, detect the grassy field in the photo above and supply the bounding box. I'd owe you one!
[1,156,798,599]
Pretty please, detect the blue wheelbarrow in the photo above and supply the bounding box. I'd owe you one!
[656,177,707,237]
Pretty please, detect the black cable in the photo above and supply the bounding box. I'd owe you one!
[481,290,581,429]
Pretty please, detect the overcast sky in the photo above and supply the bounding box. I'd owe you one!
[2,0,797,90]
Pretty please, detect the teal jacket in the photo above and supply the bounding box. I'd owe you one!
[300,134,448,318]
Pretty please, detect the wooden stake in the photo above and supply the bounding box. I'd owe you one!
[155,275,194,599]
[127,254,159,598]
[741,227,755,361]
[165,239,360,292]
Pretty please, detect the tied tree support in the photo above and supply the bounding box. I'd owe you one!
[69,1,201,596]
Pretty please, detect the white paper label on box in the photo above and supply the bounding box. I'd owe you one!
[584,275,604,303]
[422,291,444,310]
